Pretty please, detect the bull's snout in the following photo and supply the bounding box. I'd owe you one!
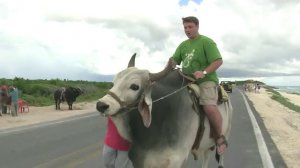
[96,101,109,113]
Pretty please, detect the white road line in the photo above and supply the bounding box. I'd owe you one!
[0,112,99,135]
[240,91,274,168]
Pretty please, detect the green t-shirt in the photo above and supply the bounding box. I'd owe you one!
[172,35,222,84]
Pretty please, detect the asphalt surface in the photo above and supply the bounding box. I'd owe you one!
[0,88,286,168]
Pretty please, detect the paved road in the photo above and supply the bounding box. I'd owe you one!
[0,88,286,168]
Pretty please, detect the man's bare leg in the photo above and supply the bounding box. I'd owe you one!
[203,105,226,154]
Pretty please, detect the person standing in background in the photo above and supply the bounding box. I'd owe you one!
[1,85,9,115]
[9,86,18,117]
[0,88,2,116]
[102,116,133,168]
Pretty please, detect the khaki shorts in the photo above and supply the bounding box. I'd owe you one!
[199,81,218,105]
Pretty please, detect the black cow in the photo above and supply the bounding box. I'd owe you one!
[54,87,82,110]
[96,54,233,168]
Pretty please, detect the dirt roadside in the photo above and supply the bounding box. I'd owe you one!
[246,88,300,168]
[0,101,98,130]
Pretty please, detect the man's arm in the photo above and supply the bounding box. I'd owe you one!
[193,59,223,79]
[169,58,178,69]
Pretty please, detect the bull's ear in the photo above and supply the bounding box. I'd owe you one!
[138,82,153,128]
[127,53,136,67]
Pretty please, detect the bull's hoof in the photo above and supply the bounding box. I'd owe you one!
[218,166,223,168]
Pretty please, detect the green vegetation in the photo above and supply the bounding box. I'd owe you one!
[264,86,300,113]
[0,77,112,106]
[291,92,300,96]
[234,80,265,86]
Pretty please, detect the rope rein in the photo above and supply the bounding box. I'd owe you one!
[110,70,195,114]
[152,69,194,103]
[119,79,190,114]
[152,82,188,103]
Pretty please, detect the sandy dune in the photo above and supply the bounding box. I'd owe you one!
[246,88,300,168]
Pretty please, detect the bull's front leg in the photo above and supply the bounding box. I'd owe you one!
[56,100,60,110]
[55,101,57,110]
[201,148,212,168]
[68,102,72,110]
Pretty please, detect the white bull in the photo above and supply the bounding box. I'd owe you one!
[96,53,233,168]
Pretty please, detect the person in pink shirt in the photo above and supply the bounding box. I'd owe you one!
[103,116,133,168]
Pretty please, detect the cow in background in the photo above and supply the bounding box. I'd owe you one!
[54,87,82,110]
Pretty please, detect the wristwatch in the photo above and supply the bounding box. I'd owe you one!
[203,70,207,75]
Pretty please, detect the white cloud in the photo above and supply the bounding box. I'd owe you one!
[0,0,300,86]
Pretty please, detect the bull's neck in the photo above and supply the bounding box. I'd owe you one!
[111,114,132,142]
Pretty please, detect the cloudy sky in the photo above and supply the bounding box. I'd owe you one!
[0,0,299,86]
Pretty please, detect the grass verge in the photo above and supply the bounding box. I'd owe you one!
[265,86,300,113]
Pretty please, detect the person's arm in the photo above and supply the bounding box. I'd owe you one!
[169,58,178,69]
[171,42,184,68]
[203,59,223,74]
[193,59,223,79]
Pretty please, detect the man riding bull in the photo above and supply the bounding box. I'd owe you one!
[169,16,227,155]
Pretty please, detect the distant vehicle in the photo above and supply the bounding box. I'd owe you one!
[221,81,233,93]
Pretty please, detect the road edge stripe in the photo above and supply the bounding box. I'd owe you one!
[240,91,274,168]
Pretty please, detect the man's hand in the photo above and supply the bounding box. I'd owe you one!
[193,71,205,79]
[168,58,177,69]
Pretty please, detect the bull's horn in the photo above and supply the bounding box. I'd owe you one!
[149,58,175,81]
[128,53,137,67]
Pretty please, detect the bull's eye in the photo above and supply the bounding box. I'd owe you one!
[130,84,139,91]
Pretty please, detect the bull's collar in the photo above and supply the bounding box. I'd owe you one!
[107,90,139,115]
[107,91,125,107]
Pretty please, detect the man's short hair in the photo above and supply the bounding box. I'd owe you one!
[182,16,199,26]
